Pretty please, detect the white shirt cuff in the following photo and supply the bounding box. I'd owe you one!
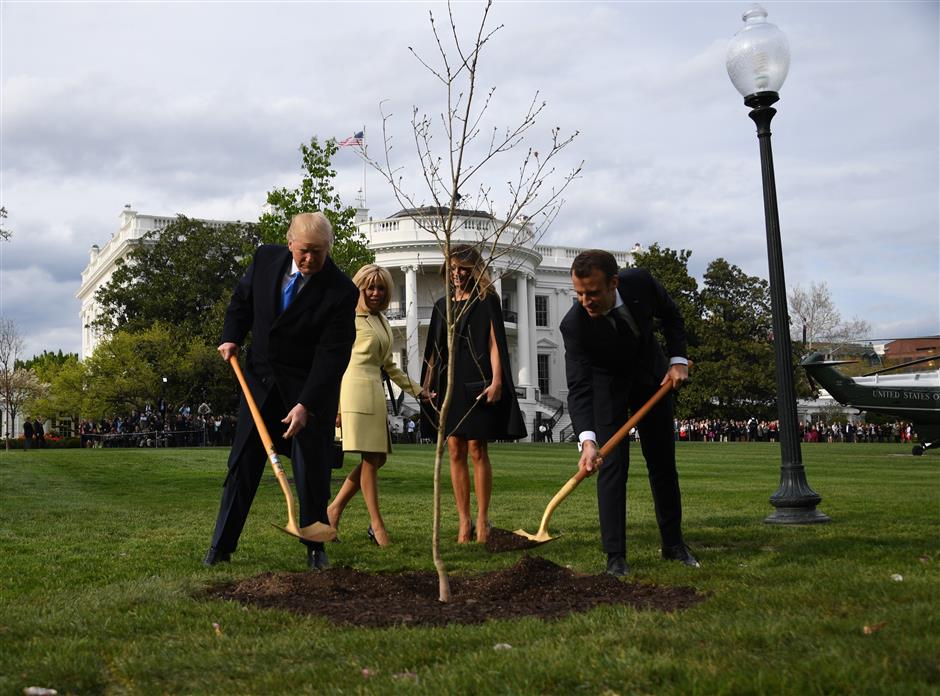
[669,357,688,366]
[577,431,597,452]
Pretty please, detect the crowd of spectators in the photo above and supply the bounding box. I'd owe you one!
[66,408,918,449]
[79,403,238,448]
[676,417,915,444]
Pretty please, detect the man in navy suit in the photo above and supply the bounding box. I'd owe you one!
[204,212,358,569]
[561,249,699,576]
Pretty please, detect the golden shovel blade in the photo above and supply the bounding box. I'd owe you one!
[274,521,337,543]
[512,528,558,544]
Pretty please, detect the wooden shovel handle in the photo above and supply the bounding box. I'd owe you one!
[571,379,676,486]
[228,357,300,527]
[532,379,678,537]
[229,357,277,455]
[601,381,674,456]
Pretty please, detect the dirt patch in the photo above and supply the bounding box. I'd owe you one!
[207,556,705,627]
[484,526,550,553]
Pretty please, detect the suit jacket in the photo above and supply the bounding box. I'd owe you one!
[561,268,686,436]
[220,245,359,431]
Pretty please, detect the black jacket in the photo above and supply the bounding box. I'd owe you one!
[220,245,359,427]
[561,268,686,436]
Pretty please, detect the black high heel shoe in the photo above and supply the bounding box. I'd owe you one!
[367,526,378,546]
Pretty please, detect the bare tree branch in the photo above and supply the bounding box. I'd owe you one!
[360,0,582,602]
[789,281,871,354]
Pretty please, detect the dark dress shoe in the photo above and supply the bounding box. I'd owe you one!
[367,526,378,546]
[606,553,629,577]
[202,547,231,567]
[307,547,330,570]
[661,543,701,567]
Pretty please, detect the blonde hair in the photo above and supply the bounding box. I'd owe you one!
[287,212,333,247]
[444,244,493,298]
[352,264,394,312]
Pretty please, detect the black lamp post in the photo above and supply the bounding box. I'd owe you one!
[726,5,829,524]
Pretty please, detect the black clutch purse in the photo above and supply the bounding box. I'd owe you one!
[331,427,345,469]
[331,441,345,469]
[464,380,487,401]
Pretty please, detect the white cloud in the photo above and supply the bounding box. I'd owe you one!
[1,1,937,358]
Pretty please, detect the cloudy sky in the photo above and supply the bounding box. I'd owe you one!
[2,1,937,358]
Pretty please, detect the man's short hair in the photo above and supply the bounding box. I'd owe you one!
[571,249,618,280]
[287,212,334,248]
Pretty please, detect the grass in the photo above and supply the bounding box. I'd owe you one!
[1,442,938,695]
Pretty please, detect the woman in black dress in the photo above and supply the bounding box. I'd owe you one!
[421,245,526,543]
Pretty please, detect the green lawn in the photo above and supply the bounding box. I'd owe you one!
[1,443,938,695]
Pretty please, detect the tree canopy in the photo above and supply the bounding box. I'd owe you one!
[625,251,814,421]
[685,258,778,420]
[92,216,258,344]
[788,281,871,355]
[259,136,374,276]
[80,324,236,418]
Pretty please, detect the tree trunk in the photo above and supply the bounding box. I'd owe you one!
[432,286,458,603]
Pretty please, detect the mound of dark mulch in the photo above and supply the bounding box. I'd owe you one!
[207,556,705,627]
[484,526,550,553]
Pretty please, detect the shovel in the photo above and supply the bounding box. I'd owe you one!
[513,379,676,547]
[228,356,336,543]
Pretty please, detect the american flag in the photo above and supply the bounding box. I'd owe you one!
[338,131,364,147]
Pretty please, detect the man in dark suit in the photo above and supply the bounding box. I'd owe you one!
[561,249,698,576]
[204,212,358,570]
[22,419,33,450]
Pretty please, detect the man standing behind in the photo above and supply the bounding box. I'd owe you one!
[561,250,699,576]
[204,212,358,570]
[22,418,33,450]
[33,418,45,449]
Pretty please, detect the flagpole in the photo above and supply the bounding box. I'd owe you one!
[362,124,367,207]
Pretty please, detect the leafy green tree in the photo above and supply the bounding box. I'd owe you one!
[17,349,78,374]
[682,258,778,421]
[19,350,82,427]
[258,136,373,275]
[24,353,84,426]
[92,216,258,344]
[82,324,237,418]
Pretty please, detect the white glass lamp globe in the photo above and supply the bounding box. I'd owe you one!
[726,5,790,98]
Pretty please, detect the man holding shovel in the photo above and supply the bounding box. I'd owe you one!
[204,212,358,570]
[561,249,698,576]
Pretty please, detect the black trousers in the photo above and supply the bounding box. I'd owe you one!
[209,391,332,554]
[595,380,683,555]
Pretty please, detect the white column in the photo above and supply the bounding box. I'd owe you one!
[493,267,503,303]
[515,272,532,398]
[527,274,537,398]
[403,265,420,382]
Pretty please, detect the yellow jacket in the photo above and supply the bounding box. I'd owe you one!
[338,312,421,453]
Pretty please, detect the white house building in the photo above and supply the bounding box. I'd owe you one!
[76,206,234,359]
[78,205,640,441]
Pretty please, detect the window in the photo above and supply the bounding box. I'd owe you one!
[537,353,550,395]
[535,295,549,327]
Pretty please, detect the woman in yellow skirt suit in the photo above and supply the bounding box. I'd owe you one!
[328,265,428,547]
